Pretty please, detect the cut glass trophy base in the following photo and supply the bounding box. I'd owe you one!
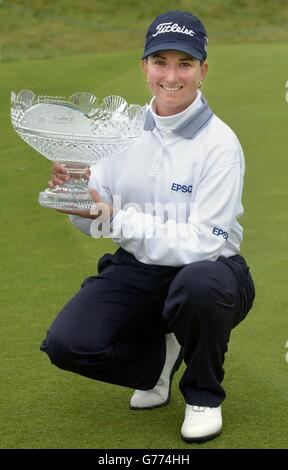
[39,188,93,210]
[38,163,93,210]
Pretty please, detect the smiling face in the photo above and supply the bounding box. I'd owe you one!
[142,50,208,116]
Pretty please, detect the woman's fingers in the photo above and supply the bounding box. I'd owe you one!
[89,189,113,221]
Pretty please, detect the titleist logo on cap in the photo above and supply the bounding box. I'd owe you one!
[152,22,195,38]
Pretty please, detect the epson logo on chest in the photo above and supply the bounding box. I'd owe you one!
[171,183,192,194]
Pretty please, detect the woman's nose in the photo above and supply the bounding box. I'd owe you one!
[164,66,178,83]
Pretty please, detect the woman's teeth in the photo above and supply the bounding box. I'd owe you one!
[161,85,183,92]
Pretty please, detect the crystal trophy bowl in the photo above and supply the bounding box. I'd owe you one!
[11,90,146,210]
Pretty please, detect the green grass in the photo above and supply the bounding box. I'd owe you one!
[1,41,288,449]
[1,0,288,60]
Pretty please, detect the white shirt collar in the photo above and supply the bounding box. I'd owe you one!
[149,90,203,134]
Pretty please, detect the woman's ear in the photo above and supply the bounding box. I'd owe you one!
[141,59,150,84]
[200,61,208,81]
[141,58,149,78]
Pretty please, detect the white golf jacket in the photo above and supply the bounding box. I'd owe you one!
[70,94,245,267]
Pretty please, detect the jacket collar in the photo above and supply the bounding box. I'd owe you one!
[143,95,213,139]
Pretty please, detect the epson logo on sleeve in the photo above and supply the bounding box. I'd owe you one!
[171,183,193,193]
[212,227,228,240]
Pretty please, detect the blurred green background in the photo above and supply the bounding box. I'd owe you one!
[0,0,288,449]
[1,0,288,59]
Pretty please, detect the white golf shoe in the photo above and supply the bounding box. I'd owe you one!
[181,404,222,443]
[130,333,182,410]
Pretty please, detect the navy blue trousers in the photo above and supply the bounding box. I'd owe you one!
[41,248,255,407]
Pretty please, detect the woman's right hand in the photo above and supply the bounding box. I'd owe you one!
[48,162,70,188]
